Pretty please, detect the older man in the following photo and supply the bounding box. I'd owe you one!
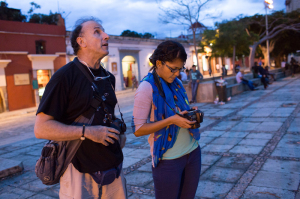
[34,17,127,199]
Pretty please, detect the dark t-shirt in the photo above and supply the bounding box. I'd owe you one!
[37,60,123,173]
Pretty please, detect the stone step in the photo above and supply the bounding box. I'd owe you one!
[0,158,23,179]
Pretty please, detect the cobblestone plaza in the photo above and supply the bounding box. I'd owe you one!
[0,75,299,198]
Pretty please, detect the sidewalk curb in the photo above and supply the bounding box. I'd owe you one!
[0,107,37,120]
[0,158,23,179]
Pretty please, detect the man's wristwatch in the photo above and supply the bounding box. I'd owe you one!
[81,125,85,140]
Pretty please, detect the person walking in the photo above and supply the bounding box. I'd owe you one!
[34,17,127,199]
[132,40,201,199]
[189,65,203,103]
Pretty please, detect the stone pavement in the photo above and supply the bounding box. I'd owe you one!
[0,75,299,198]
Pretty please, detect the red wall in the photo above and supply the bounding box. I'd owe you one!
[0,20,65,35]
[0,34,66,54]
[0,20,66,54]
[54,55,66,72]
[4,54,35,111]
[0,20,66,111]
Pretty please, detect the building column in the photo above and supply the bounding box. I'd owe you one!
[0,60,11,112]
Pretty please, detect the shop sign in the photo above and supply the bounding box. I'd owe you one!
[14,73,30,85]
[32,80,38,89]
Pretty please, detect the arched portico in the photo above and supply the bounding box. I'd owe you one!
[119,49,140,90]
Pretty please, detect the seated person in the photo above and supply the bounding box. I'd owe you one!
[251,62,260,78]
[264,66,276,81]
[258,65,269,89]
[235,67,257,91]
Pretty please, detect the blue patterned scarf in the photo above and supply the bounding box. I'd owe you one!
[142,72,200,167]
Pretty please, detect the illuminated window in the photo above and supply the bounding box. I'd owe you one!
[36,40,46,54]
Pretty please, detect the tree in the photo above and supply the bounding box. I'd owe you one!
[158,0,220,71]
[27,2,41,15]
[120,30,155,39]
[0,1,26,22]
[29,11,59,25]
[245,10,300,67]
[143,32,155,39]
[202,19,251,65]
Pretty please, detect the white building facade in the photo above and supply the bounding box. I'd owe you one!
[66,33,194,91]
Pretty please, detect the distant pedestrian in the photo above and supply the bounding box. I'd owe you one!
[208,67,212,77]
[132,74,138,91]
[189,65,203,103]
[185,69,190,81]
[221,65,227,78]
[291,57,298,77]
[180,70,188,83]
[281,59,287,77]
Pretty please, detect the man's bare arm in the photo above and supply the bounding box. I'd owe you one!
[34,112,120,146]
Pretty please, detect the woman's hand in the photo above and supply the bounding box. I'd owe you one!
[170,110,196,129]
[192,106,198,110]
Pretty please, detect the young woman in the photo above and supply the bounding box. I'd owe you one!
[132,40,201,199]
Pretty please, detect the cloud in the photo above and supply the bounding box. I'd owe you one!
[6,0,286,38]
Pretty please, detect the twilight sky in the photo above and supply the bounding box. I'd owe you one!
[5,0,286,38]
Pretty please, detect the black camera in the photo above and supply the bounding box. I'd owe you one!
[110,118,126,135]
[182,109,204,129]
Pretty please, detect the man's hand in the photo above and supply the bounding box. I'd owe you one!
[86,126,120,146]
[196,79,200,83]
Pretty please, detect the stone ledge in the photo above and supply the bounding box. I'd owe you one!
[0,157,23,179]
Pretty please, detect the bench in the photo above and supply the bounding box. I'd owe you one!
[183,68,290,102]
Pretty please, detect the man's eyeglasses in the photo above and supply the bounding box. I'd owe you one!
[80,60,110,81]
[163,62,185,73]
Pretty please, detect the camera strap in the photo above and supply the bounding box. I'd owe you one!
[73,57,124,124]
[152,70,184,117]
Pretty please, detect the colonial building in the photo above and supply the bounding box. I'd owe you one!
[0,16,66,112]
[66,32,195,91]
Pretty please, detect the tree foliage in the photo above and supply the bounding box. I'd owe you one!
[202,18,251,58]
[0,1,26,22]
[201,10,300,67]
[120,30,154,39]
[29,11,59,25]
[0,1,60,25]
[245,10,300,66]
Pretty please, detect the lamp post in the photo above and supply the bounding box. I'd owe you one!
[264,0,274,68]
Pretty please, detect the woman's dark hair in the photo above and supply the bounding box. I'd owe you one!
[71,17,102,55]
[149,40,187,71]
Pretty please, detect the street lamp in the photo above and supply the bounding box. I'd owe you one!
[264,0,273,68]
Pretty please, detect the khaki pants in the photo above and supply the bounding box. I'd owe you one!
[59,163,127,199]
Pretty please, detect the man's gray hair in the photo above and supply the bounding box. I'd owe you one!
[71,17,103,55]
